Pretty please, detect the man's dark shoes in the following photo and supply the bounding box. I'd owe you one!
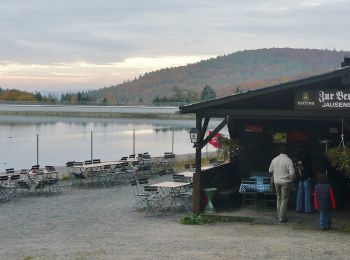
[320,227,326,231]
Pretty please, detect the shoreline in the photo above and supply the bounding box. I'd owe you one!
[0,110,194,119]
[0,104,194,119]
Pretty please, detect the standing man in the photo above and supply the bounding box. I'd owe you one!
[269,146,295,223]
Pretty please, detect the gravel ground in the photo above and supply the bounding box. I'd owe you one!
[1,181,350,260]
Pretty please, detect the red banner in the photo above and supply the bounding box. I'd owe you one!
[208,131,222,148]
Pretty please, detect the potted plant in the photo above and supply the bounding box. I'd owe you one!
[326,146,350,177]
[216,135,240,163]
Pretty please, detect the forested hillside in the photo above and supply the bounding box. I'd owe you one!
[89,48,350,104]
[89,48,350,105]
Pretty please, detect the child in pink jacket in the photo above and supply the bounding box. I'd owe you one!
[314,174,336,231]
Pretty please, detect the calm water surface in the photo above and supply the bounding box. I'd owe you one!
[0,115,219,172]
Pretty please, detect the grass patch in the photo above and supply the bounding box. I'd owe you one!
[60,175,70,181]
[180,213,253,225]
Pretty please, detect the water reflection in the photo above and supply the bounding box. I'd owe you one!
[0,115,220,171]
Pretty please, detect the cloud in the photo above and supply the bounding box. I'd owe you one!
[0,0,349,90]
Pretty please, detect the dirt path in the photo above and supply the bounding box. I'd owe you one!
[1,183,350,259]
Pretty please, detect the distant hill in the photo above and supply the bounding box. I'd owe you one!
[88,48,350,105]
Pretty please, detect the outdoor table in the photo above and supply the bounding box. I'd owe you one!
[239,176,271,193]
[203,188,217,213]
[72,161,124,187]
[150,181,191,210]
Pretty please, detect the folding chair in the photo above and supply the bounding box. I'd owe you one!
[17,169,30,191]
[102,164,113,185]
[34,169,46,192]
[69,161,86,186]
[45,166,59,192]
[7,169,20,197]
[143,186,165,216]
[137,177,149,187]
[117,162,131,184]
[262,177,276,210]
[169,182,192,212]
[6,168,15,175]
[158,170,168,181]
[130,179,147,210]
[0,175,14,201]
[92,159,100,164]
[241,180,258,208]
[172,174,187,183]
[161,152,175,170]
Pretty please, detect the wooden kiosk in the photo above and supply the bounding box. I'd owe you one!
[180,58,350,213]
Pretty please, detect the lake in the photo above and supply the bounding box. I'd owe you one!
[0,115,221,172]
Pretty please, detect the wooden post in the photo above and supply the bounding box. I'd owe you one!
[192,116,202,213]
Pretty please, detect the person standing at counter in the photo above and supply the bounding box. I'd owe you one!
[295,153,313,213]
[269,146,295,223]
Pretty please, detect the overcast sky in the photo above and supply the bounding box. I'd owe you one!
[0,0,349,92]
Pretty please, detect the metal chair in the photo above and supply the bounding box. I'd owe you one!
[0,175,15,201]
[172,174,187,183]
[44,166,60,192]
[137,177,149,186]
[241,180,258,208]
[69,161,86,187]
[17,169,30,191]
[143,186,165,216]
[92,159,101,164]
[130,179,147,210]
[84,160,92,165]
[263,177,276,210]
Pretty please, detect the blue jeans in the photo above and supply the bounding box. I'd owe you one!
[320,210,332,229]
[296,180,312,213]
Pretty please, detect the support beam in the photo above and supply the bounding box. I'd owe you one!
[200,118,227,149]
[199,117,210,142]
[192,116,202,214]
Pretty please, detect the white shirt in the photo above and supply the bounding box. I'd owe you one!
[269,153,295,184]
